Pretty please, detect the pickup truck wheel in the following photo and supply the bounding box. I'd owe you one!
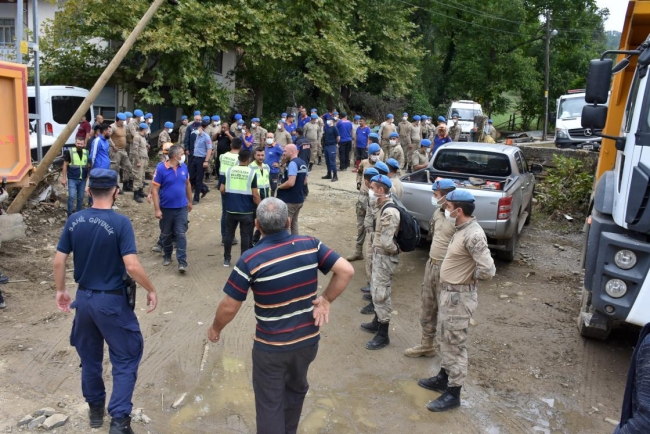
[577,288,611,340]
[496,229,517,262]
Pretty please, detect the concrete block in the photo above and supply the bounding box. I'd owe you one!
[0,213,26,244]
[17,414,33,426]
[42,413,68,430]
[27,415,46,429]
[34,407,56,417]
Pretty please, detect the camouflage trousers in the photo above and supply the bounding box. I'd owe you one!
[354,198,367,255]
[309,141,323,164]
[439,283,478,387]
[371,252,399,323]
[110,148,132,182]
[131,157,148,190]
[364,231,374,283]
[406,142,418,167]
[380,140,390,162]
[421,259,442,340]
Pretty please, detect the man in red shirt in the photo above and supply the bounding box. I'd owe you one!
[77,116,92,142]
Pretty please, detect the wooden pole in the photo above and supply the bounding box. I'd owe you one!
[8,0,166,214]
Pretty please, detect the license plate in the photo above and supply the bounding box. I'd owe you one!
[582,144,593,150]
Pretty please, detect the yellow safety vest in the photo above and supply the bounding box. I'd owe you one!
[219,152,239,176]
[225,165,256,195]
[249,162,270,198]
[69,148,88,180]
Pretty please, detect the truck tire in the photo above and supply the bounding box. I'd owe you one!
[496,228,517,262]
[577,288,611,340]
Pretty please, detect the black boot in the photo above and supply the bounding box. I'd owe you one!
[362,293,372,301]
[88,402,105,428]
[119,184,125,195]
[123,180,134,192]
[322,173,332,180]
[427,386,461,412]
[309,162,314,171]
[109,416,135,434]
[359,301,375,314]
[360,284,370,293]
[360,314,380,333]
[366,321,390,350]
[418,368,449,393]
[137,188,146,199]
[133,191,143,203]
[317,156,322,165]
[331,173,338,182]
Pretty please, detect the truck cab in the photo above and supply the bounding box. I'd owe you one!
[448,100,482,141]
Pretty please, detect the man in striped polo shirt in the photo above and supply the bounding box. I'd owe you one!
[207,198,354,434]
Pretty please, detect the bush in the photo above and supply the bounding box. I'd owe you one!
[537,155,594,216]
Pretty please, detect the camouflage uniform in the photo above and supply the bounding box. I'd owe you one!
[408,123,421,168]
[178,123,188,146]
[230,123,243,138]
[411,149,429,170]
[130,133,149,190]
[397,120,412,157]
[351,159,377,259]
[251,125,268,147]
[127,119,140,167]
[378,122,396,161]
[275,129,292,148]
[388,143,405,170]
[388,175,403,201]
[439,218,496,387]
[371,199,401,323]
[303,121,322,165]
[449,120,462,142]
[158,130,171,162]
[109,123,132,183]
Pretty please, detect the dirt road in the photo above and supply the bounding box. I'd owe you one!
[0,163,638,433]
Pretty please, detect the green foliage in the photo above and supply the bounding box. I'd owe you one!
[537,155,594,216]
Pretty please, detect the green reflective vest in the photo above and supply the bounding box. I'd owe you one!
[68,148,88,180]
[249,162,270,199]
[219,152,239,176]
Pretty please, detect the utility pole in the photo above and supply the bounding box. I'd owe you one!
[32,0,43,162]
[543,9,551,141]
[15,0,23,64]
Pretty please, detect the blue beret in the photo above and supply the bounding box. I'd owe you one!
[144,113,152,119]
[438,116,446,122]
[375,161,389,175]
[447,189,475,202]
[452,112,459,117]
[311,108,317,113]
[134,109,144,117]
[432,179,456,191]
[234,114,242,120]
[422,115,428,120]
[371,174,392,189]
[212,115,220,121]
[368,132,379,140]
[311,114,318,119]
[368,143,381,154]
[354,115,361,120]
[386,114,394,119]
[193,110,201,116]
[386,158,400,170]
[202,116,210,122]
[281,112,287,117]
[238,119,244,124]
[402,112,408,116]
[333,110,339,115]
[252,118,260,122]
[413,115,421,121]
[488,119,493,123]
[89,169,118,189]
[181,115,188,120]
[139,122,148,130]
[421,139,432,147]
[389,132,399,138]
[364,168,379,177]
[116,113,126,121]
[164,121,173,129]
[124,111,133,118]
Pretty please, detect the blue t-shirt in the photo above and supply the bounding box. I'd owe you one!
[90,136,110,169]
[264,144,284,174]
[337,120,353,142]
[152,161,190,208]
[242,134,254,153]
[277,157,308,204]
[355,126,371,148]
[284,122,297,140]
[323,125,339,146]
[57,209,137,291]
[193,132,213,158]
[433,135,453,154]
[297,115,311,128]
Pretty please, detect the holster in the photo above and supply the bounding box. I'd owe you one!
[125,274,136,311]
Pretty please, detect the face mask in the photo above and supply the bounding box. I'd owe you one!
[252,123,258,128]
[147,119,153,124]
[437,196,446,206]
[237,125,242,130]
[431,196,437,206]
[334,117,339,121]
[426,120,431,124]
[370,155,378,162]
[266,138,274,145]
[168,128,173,133]
[281,118,286,123]
[213,121,218,126]
[277,124,283,130]
[402,116,408,121]
[180,155,186,164]
[389,139,397,146]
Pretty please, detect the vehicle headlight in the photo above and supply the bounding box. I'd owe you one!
[605,279,627,298]
[556,128,568,138]
[614,249,637,270]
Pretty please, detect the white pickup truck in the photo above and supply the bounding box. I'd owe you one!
[400,143,542,261]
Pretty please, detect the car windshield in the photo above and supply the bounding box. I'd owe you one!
[558,97,586,119]
[451,108,482,121]
[433,149,511,177]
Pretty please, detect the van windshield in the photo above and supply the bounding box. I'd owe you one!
[433,149,511,177]
[558,97,586,119]
[451,108,482,121]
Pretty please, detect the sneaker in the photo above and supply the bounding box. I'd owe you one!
[223,259,231,267]
[0,302,6,309]
[233,238,239,245]
[178,263,187,273]
[192,200,199,205]
[151,245,162,253]
[162,258,171,266]
[0,274,8,284]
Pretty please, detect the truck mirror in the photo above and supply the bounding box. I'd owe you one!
[582,105,608,130]
[585,59,612,104]
[531,164,543,174]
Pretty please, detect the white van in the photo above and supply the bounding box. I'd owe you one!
[27,86,94,146]
[447,100,483,141]
[554,90,607,151]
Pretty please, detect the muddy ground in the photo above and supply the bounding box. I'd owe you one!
[0,162,639,433]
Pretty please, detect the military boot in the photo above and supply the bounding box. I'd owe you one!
[404,336,436,358]
[366,321,389,350]
[360,313,380,333]
[133,191,143,203]
[359,284,371,293]
[346,249,364,262]
[137,188,146,199]
[426,386,461,412]
[418,368,448,393]
[109,417,135,434]
[123,180,134,192]
[317,156,322,165]
[88,401,105,428]
[362,293,372,301]
[359,301,375,314]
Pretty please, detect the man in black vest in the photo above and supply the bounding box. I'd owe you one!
[277,144,308,235]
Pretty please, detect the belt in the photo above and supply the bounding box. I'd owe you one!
[441,282,476,292]
[429,258,443,265]
[79,288,124,296]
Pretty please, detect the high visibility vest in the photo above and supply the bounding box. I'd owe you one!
[225,165,256,195]
[250,162,271,199]
[69,148,88,180]
[219,152,239,176]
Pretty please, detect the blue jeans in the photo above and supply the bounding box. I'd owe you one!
[67,178,86,214]
[161,207,188,265]
[323,145,337,175]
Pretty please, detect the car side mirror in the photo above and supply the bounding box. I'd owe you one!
[582,105,608,130]
[585,59,612,104]
[531,164,543,174]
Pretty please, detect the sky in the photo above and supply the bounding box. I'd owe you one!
[596,0,626,32]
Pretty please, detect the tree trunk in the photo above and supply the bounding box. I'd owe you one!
[254,86,264,118]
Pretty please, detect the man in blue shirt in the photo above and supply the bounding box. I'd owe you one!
[354,117,371,170]
[336,112,354,171]
[322,118,340,182]
[189,120,213,205]
[152,145,193,272]
[54,169,157,433]
[89,124,111,170]
[263,132,284,197]
[277,144,308,235]
[297,106,310,128]
[284,113,297,142]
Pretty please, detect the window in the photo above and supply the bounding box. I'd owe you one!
[433,149,511,177]
[514,152,524,174]
[451,108,482,121]
[51,96,91,125]
[558,97,587,119]
[520,152,529,173]
[214,50,223,75]
[0,18,15,46]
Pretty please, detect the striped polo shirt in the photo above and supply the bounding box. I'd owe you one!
[223,231,341,352]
